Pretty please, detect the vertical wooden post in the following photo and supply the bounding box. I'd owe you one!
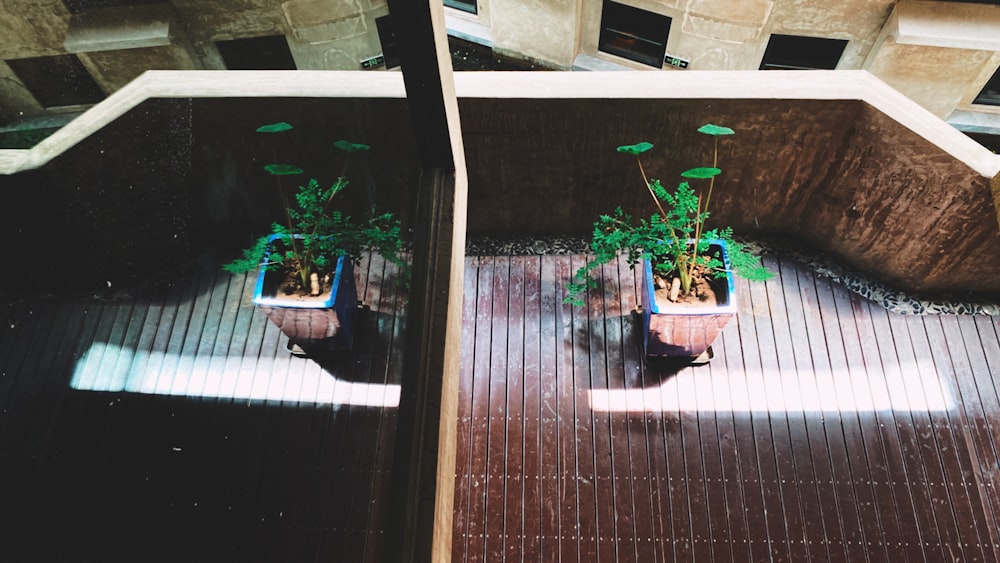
[382,1,466,562]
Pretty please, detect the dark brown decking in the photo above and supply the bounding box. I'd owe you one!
[453,253,1000,562]
[0,253,405,562]
[3,249,1000,561]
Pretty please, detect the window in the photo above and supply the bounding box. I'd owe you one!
[759,34,848,70]
[6,54,105,108]
[215,35,297,70]
[598,1,671,68]
[62,0,162,14]
[444,0,477,14]
[974,67,1000,106]
[375,15,400,69]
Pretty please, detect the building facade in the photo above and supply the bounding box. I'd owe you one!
[1,0,999,144]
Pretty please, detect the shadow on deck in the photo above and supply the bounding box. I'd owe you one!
[0,253,405,562]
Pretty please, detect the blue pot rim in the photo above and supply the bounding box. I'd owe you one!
[643,238,738,315]
[251,233,346,309]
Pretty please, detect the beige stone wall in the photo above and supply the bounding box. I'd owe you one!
[0,0,388,122]
[478,0,1000,124]
[488,0,581,69]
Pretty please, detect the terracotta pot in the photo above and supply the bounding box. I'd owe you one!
[640,240,737,358]
[252,238,357,350]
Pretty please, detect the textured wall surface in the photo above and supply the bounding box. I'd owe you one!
[458,96,1000,297]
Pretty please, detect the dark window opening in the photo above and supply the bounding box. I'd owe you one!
[6,54,105,108]
[62,0,163,15]
[598,1,671,69]
[974,67,1000,106]
[965,131,1000,154]
[375,15,400,69]
[760,34,848,70]
[216,35,297,70]
[444,0,477,15]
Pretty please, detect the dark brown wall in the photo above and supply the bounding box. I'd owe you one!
[190,97,421,244]
[0,97,420,295]
[460,97,1000,297]
[0,98,195,294]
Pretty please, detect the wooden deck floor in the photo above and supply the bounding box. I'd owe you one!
[0,253,406,562]
[4,250,1000,561]
[453,253,1000,563]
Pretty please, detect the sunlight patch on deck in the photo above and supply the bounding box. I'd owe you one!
[587,359,952,413]
[69,342,400,407]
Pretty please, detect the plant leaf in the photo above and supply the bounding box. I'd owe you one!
[257,122,293,133]
[616,142,653,155]
[264,164,304,175]
[334,140,370,153]
[697,124,734,136]
[680,167,722,179]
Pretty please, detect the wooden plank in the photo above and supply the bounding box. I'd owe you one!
[537,256,561,561]
[570,254,601,562]
[503,255,526,562]
[554,255,580,562]
[452,256,480,563]
[483,255,510,562]
[734,274,793,560]
[777,260,841,558]
[904,314,981,559]
[600,260,637,562]
[704,298,751,562]
[613,257,656,562]
[760,255,830,561]
[693,326,734,563]
[747,259,810,562]
[466,255,495,562]
[885,311,954,560]
[974,313,1000,559]
[330,251,384,546]
[850,297,928,562]
[344,252,406,563]
[642,316,677,562]
[811,275,879,561]
[921,315,991,561]
[5,302,73,455]
[584,259,616,563]
[831,281,909,561]
[520,255,543,562]
[718,313,773,562]
[954,313,1000,559]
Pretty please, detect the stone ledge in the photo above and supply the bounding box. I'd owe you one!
[891,1,1000,51]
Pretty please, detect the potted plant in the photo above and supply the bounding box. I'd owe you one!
[223,122,407,353]
[567,123,771,360]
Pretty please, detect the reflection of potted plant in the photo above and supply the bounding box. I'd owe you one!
[224,122,407,353]
[568,123,771,359]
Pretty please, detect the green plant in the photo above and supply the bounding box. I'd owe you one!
[223,122,406,296]
[567,123,771,306]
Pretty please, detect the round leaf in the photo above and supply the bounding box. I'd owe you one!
[680,167,722,179]
[697,124,734,136]
[334,140,370,153]
[257,122,293,133]
[264,164,304,175]
[616,142,653,155]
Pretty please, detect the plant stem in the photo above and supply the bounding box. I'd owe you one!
[638,156,684,253]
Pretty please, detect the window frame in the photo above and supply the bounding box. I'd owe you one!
[215,35,297,71]
[6,54,105,108]
[444,0,477,15]
[597,0,672,69]
[759,34,848,71]
[973,66,1000,107]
